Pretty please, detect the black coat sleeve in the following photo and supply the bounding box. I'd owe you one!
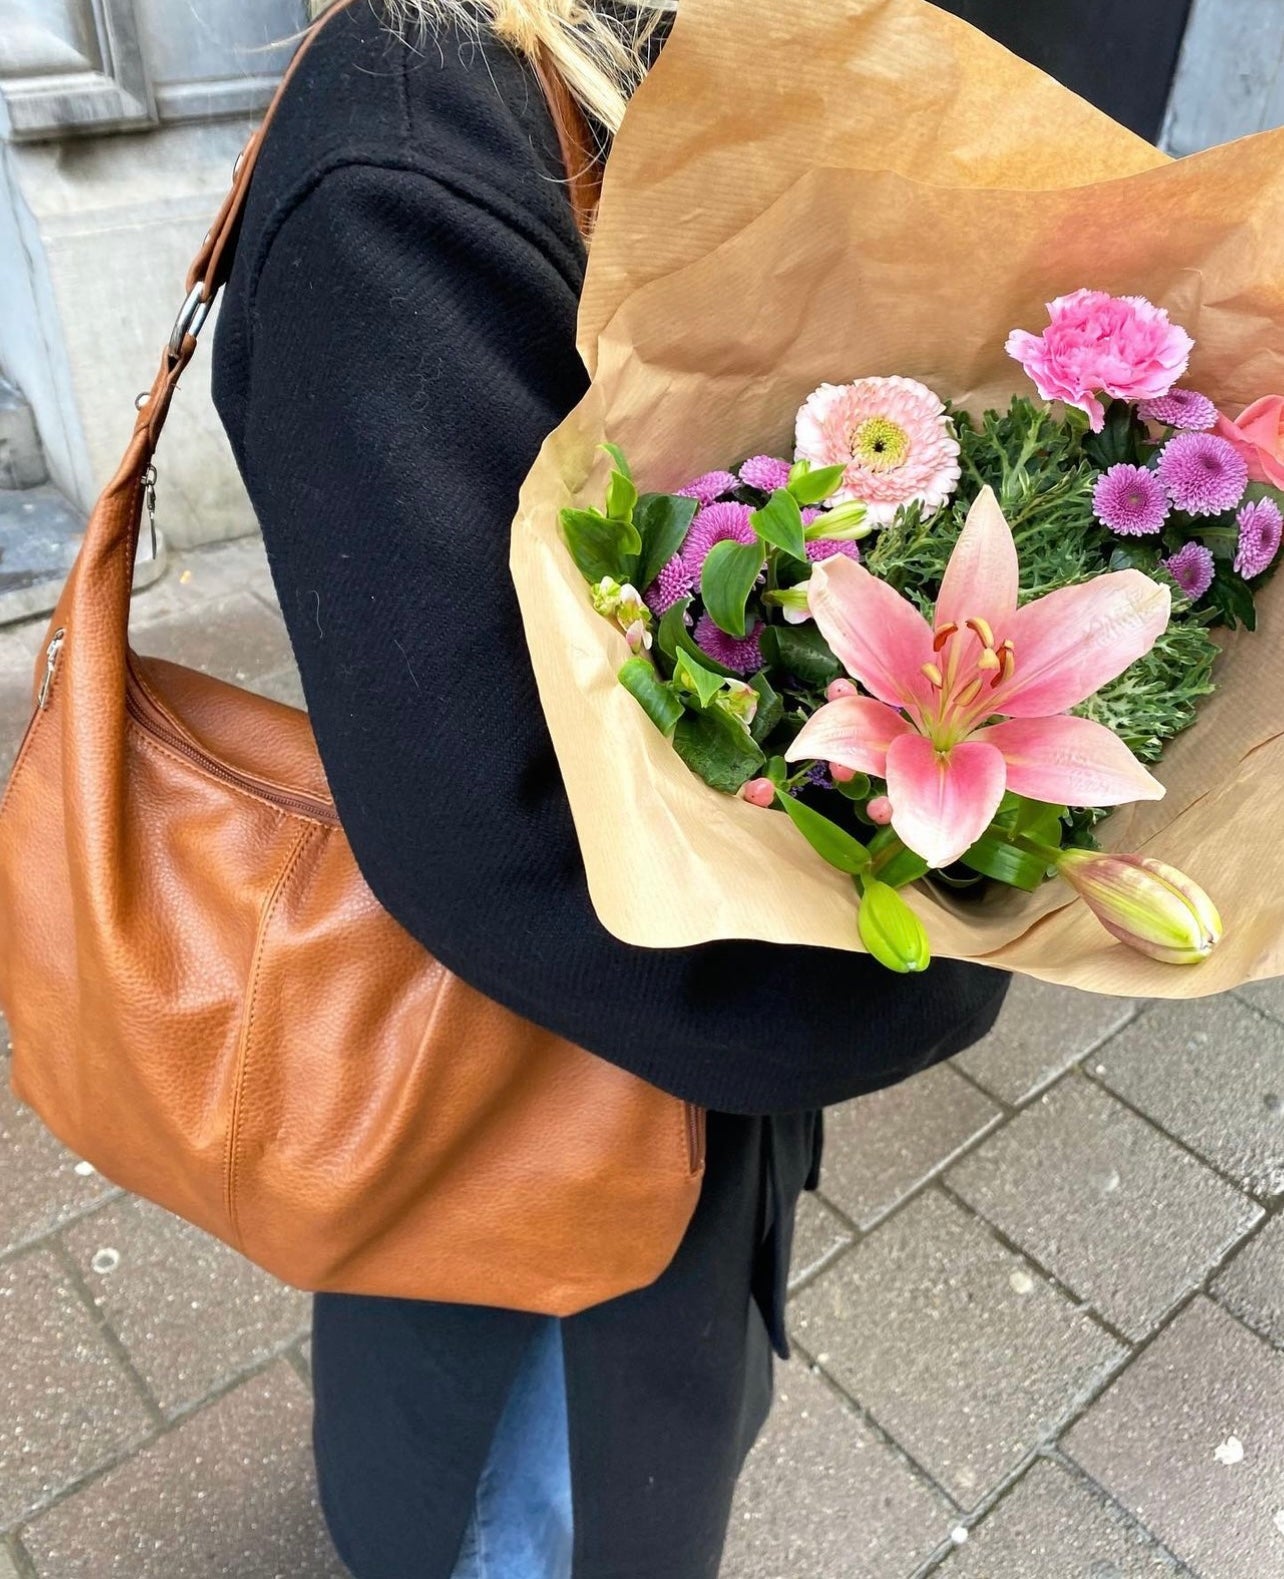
[222,156,1008,1115]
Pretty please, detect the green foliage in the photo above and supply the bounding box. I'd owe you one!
[617,658,683,736]
[672,708,764,794]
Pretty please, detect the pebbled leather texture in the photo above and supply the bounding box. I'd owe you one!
[0,0,699,1316]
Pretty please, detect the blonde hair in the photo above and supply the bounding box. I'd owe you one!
[311,0,673,133]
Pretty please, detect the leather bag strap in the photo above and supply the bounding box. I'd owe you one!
[145,0,601,449]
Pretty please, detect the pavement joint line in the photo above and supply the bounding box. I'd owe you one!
[3,1532,38,1579]
[0,1185,128,1272]
[1037,1446,1198,1576]
[784,1236,855,1299]
[1076,1055,1283,1204]
[929,1177,1138,1353]
[283,1338,313,1389]
[788,1334,966,1519]
[45,1235,168,1430]
[4,1344,292,1539]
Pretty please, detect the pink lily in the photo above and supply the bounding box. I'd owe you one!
[784,488,1171,869]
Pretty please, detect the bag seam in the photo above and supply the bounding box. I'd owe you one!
[223,819,319,1252]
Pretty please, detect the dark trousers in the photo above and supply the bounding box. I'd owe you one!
[312,1108,822,1579]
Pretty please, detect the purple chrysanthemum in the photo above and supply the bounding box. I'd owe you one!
[694,613,763,675]
[805,538,861,563]
[1162,541,1216,601]
[1157,432,1249,517]
[644,552,694,617]
[800,508,823,526]
[1234,497,1284,579]
[738,455,793,493]
[676,470,738,507]
[1092,464,1169,536]
[681,501,757,580]
[1138,388,1219,431]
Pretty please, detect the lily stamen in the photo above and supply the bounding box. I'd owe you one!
[932,622,958,652]
[921,661,945,689]
[966,616,996,649]
[977,648,1001,673]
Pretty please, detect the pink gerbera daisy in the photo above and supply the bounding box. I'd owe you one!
[793,376,961,526]
[1234,497,1284,579]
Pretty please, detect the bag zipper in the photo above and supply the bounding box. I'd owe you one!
[37,628,66,710]
[124,668,341,826]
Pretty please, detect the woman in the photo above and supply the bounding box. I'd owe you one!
[209,1,1178,1573]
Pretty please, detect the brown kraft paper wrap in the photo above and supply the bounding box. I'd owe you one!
[510,0,1284,996]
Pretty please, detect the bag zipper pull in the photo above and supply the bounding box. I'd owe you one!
[140,463,159,562]
[37,628,66,710]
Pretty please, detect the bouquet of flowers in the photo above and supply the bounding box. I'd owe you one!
[560,294,1283,971]
[510,0,1284,997]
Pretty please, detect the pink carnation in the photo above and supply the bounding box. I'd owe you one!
[1006,290,1193,433]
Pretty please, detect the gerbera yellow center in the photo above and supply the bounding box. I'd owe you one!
[848,416,910,472]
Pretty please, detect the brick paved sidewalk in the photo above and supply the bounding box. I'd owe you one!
[1,534,1282,1578]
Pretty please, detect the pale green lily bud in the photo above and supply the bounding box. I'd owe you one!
[591,576,625,618]
[711,678,759,729]
[858,879,931,973]
[764,585,813,624]
[1056,849,1222,965]
[803,500,871,542]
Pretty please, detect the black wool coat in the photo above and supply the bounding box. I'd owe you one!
[209,5,1184,1574]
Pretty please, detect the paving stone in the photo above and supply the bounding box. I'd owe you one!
[1093,997,1284,1198]
[127,535,274,625]
[61,1196,310,1419]
[721,1361,953,1579]
[1237,979,1284,1025]
[819,1063,999,1230]
[1213,1214,1284,1347]
[0,1546,19,1579]
[941,1458,1185,1577]
[947,1076,1262,1339]
[249,663,306,710]
[1066,1297,1284,1579]
[0,672,31,779]
[787,1193,854,1292]
[0,1247,152,1527]
[128,590,292,687]
[22,1361,346,1577]
[0,1080,118,1257]
[955,976,1137,1106]
[791,1191,1124,1509]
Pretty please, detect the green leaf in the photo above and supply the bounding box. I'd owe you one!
[605,469,638,525]
[617,658,684,736]
[1082,398,1144,470]
[961,830,1052,891]
[773,789,871,876]
[560,507,641,585]
[759,624,842,687]
[599,442,633,482]
[867,826,930,887]
[702,538,764,637]
[672,708,765,794]
[750,489,807,560]
[657,597,739,678]
[748,671,783,745]
[787,463,847,507]
[635,493,698,594]
[672,648,727,709]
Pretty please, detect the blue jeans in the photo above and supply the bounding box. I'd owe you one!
[450,1315,573,1579]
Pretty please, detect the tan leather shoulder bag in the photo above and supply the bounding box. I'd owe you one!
[0,4,704,1317]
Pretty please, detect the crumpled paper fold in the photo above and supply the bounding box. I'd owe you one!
[511,0,1284,995]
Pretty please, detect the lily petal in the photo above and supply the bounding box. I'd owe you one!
[996,571,1171,717]
[785,695,913,777]
[934,486,1020,634]
[884,734,1007,870]
[974,714,1166,807]
[808,556,936,711]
